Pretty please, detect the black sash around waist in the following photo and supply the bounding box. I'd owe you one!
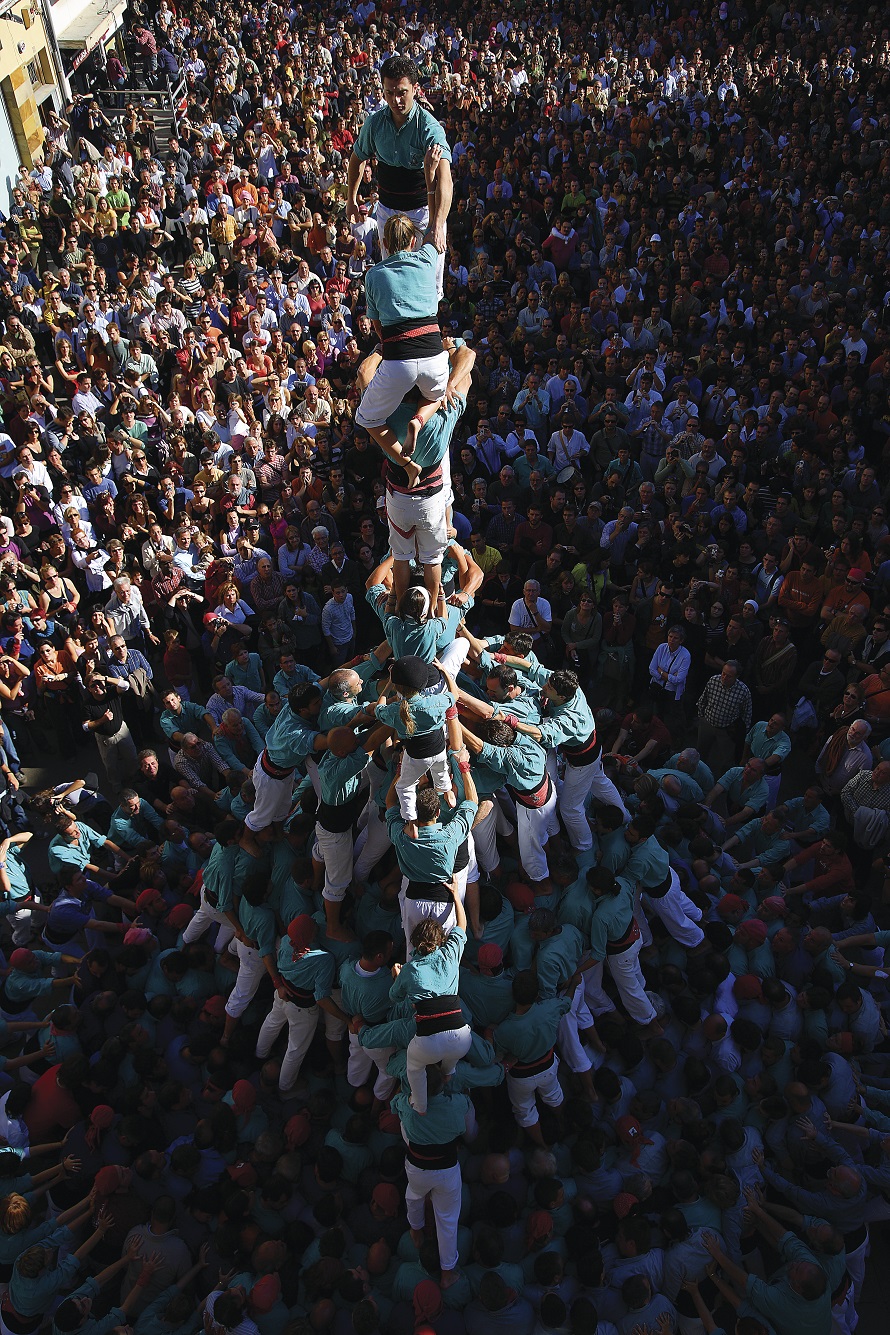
[385,457,445,498]
[377,161,427,210]
[507,772,552,810]
[260,749,295,780]
[406,880,453,903]
[563,729,602,767]
[43,923,74,946]
[283,984,315,1009]
[0,980,30,1014]
[414,993,466,1036]
[317,784,368,834]
[404,725,446,759]
[644,871,673,900]
[510,1048,555,1078]
[406,1138,459,1169]
[606,917,641,955]
[381,316,444,362]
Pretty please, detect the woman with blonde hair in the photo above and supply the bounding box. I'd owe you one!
[8,1209,112,1330]
[0,1184,94,1286]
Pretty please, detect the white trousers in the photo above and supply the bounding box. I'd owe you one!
[255,994,319,1091]
[506,1055,564,1128]
[405,1161,461,1271]
[560,754,629,850]
[354,802,391,880]
[10,906,31,947]
[642,870,704,949]
[387,443,455,565]
[399,846,471,938]
[396,749,451,822]
[515,782,557,882]
[557,980,594,1073]
[347,1031,396,1101]
[386,485,449,566]
[845,1227,869,1296]
[471,797,513,876]
[245,757,294,833]
[356,352,450,430]
[406,1026,472,1114]
[437,637,470,676]
[314,824,354,902]
[182,889,235,951]
[605,935,657,1024]
[472,802,499,876]
[225,938,266,1018]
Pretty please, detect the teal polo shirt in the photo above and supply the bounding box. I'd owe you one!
[390,925,467,1001]
[387,394,466,471]
[588,877,636,959]
[491,691,542,725]
[353,101,449,206]
[318,748,370,806]
[494,997,571,1063]
[202,842,237,914]
[159,699,206,742]
[339,957,393,1025]
[386,799,477,883]
[1,843,32,900]
[272,662,320,697]
[718,766,769,814]
[365,242,440,326]
[537,686,595,750]
[783,796,830,838]
[477,734,547,793]
[225,653,264,693]
[377,690,453,740]
[319,651,385,729]
[745,721,792,765]
[277,941,335,999]
[47,825,107,876]
[265,704,319,769]
[366,586,447,661]
[509,921,584,997]
[238,899,277,959]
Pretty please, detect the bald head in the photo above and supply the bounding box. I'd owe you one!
[702,1015,727,1042]
[328,668,361,701]
[829,1165,862,1199]
[328,726,359,758]
[481,1153,511,1185]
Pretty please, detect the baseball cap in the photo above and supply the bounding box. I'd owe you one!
[227,1162,258,1188]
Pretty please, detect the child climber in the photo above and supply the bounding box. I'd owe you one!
[373,654,456,837]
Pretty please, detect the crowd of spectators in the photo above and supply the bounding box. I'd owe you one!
[0,1,888,1335]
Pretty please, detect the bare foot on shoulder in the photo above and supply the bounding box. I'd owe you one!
[405,821,418,840]
[404,416,421,456]
[441,788,457,808]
